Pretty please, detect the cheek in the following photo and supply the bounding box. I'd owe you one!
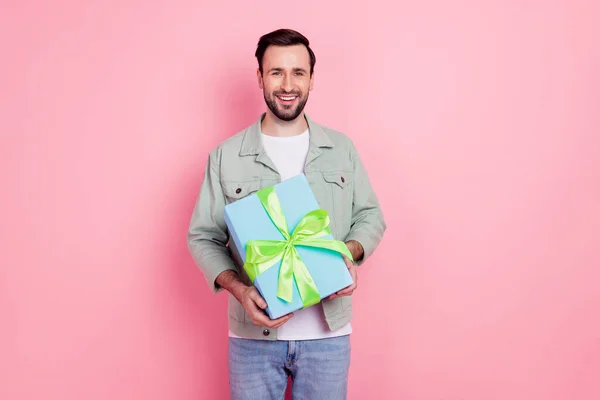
[301,79,312,92]
[263,81,277,94]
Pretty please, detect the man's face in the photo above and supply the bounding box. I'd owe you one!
[258,44,314,122]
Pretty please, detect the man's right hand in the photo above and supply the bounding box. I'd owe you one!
[233,285,293,329]
[216,270,293,329]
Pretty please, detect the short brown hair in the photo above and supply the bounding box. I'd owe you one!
[255,29,316,76]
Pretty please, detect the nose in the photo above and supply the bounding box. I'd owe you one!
[280,74,293,92]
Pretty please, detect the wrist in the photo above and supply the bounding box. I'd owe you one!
[345,240,364,263]
[216,270,249,299]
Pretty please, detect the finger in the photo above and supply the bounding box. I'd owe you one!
[250,303,294,328]
[269,316,293,329]
[270,312,294,326]
[336,283,357,296]
[328,281,356,298]
[244,297,270,321]
[249,290,268,309]
[255,312,293,328]
[329,289,352,299]
[250,308,293,328]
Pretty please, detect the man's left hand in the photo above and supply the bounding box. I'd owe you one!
[328,254,357,299]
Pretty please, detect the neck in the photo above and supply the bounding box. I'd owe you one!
[261,111,308,137]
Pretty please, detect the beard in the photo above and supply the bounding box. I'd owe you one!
[263,89,309,122]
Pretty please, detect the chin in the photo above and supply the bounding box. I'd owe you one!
[281,112,302,121]
[272,109,297,121]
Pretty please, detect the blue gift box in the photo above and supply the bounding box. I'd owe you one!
[224,173,354,319]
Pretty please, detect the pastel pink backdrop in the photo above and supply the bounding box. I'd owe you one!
[2,1,599,399]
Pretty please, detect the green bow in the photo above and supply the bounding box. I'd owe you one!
[243,186,353,308]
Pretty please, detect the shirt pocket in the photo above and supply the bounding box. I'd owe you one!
[321,171,354,235]
[221,178,262,204]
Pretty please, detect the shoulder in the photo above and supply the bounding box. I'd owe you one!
[312,119,359,158]
[207,125,248,162]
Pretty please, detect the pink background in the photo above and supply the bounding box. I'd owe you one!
[2,1,599,399]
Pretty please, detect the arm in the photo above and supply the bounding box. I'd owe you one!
[187,150,293,327]
[330,143,386,299]
[343,142,387,265]
[187,149,238,293]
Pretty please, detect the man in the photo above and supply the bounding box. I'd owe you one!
[187,28,386,399]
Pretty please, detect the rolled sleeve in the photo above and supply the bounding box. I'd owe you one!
[187,149,238,293]
[344,142,387,265]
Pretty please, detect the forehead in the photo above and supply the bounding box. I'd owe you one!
[262,44,310,70]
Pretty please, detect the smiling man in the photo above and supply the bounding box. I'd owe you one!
[187,29,386,399]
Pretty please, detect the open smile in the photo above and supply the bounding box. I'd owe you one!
[276,95,298,104]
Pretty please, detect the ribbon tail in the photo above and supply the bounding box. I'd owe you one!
[276,246,294,303]
[277,247,321,307]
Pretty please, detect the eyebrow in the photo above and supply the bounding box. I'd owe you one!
[268,67,308,73]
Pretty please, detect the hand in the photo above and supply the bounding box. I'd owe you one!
[216,270,293,328]
[328,254,357,299]
[233,285,294,329]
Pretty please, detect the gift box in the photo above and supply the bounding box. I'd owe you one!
[224,173,354,319]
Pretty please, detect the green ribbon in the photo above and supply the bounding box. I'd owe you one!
[244,186,353,308]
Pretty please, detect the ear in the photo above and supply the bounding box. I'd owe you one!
[309,71,315,91]
[257,68,264,89]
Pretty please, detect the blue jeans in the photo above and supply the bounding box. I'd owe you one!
[228,335,351,400]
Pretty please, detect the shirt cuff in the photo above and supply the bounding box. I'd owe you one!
[344,229,379,266]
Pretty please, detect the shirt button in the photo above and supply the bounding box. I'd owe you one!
[341,176,345,183]
[235,188,242,194]
[263,329,270,336]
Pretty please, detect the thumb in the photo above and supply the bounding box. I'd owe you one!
[251,291,267,309]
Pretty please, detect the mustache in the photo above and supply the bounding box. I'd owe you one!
[273,90,302,96]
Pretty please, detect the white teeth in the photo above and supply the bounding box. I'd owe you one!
[279,96,296,101]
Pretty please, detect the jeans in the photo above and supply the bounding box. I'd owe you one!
[228,335,351,400]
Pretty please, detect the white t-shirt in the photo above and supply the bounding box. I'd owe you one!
[228,128,352,340]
